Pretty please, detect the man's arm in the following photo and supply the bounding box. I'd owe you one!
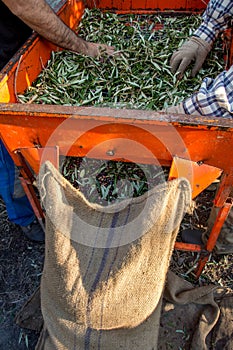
[2,0,115,57]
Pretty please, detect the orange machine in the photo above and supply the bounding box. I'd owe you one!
[0,0,232,277]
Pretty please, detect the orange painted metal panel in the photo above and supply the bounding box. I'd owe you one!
[89,0,107,9]
[214,173,233,207]
[20,147,59,174]
[186,0,208,11]
[1,101,231,278]
[144,0,157,10]
[112,0,122,10]
[95,0,208,10]
[130,0,143,10]
[0,104,233,176]
[156,0,187,10]
[174,242,202,252]
[169,156,222,199]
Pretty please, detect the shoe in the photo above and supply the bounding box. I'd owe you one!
[20,220,45,243]
[180,228,204,246]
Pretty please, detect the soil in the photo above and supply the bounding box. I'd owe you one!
[0,200,44,350]
[0,187,232,350]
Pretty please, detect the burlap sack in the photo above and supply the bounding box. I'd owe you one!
[211,294,233,349]
[36,160,192,350]
[14,286,42,332]
[162,270,224,350]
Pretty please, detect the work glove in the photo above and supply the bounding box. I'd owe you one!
[170,36,212,78]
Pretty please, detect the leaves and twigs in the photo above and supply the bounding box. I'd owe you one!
[201,254,233,289]
[18,10,224,109]
[18,330,29,349]
[62,156,168,205]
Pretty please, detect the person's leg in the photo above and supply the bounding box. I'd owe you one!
[0,140,44,242]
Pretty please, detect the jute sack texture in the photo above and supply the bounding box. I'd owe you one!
[36,161,192,350]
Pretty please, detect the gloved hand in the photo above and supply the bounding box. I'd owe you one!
[163,103,185,114]
[170,36,212,78]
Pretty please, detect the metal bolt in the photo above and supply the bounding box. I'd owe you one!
[106,149,115,156]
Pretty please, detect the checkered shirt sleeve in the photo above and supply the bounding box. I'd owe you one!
[182,0,233,118]
[194,0,233,44]
[183,65,233,118]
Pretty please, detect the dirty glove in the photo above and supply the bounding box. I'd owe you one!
[170,36,212,78]
[163,103,185,114]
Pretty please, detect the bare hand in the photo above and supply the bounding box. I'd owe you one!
[85,42,116,58]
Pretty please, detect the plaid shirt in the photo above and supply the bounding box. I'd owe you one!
[183,0,233,118]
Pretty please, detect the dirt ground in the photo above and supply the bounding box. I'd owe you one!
[0,188,232,350]
[0,200,44,350]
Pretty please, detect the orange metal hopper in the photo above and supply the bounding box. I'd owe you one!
[0,0,232,277]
